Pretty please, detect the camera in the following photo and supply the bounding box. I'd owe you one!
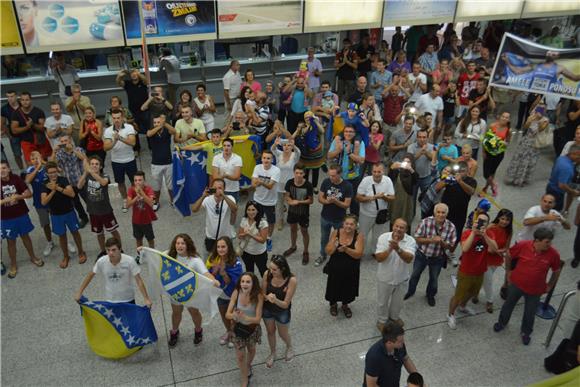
[233,122,240,130]
[208,188,216,194]
[477,218,486,229]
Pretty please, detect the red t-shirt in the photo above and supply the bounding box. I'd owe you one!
[459,230,488,276]
[509,241,561,295]
[127,185,157,225]
[457,72,480,106]
[382,95,405,126]
[485,226,510,267]
[1,173,30,220]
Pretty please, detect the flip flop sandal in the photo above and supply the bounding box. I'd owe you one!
[330,304,338,316]
[342,305,353,318]
[78,253,87,264]
[265,354,274,369]
[31,258,44,267]
[59,259,69,269]
[7,268,17,279]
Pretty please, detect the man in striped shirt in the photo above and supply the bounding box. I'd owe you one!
[404,203,457,306]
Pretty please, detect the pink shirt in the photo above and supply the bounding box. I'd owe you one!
[241,81,262,94]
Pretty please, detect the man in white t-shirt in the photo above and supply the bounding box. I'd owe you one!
[407,62,427,103]
[223,60,242,113]
[374,218,417,331]
[415,85,444,133]
[191,178,238,253]
[103,108,137,212]
[75,237,152,306]
[251,150,281,251]
[44,101,74,148]
[212,138,242,202]
[516,194,570,242]
[356,163,395,257]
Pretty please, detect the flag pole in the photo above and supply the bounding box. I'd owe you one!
[137,0,152,90]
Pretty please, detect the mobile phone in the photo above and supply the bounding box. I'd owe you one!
[208,188,216,194]
[152,92,159,97]
[280,139,289,145]
[400,161,409,168]
[477,218,486,229]
[233,122,240,130]
[535,106,545,115]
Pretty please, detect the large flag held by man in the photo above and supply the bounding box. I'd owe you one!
[172,134,261,216]
[140,247,222,322]
[78,297,158,359]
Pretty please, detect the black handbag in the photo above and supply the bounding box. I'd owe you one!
[372,184,389,224]
[234,322,257,339]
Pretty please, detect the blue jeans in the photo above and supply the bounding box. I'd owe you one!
[320,217,343,258]
[406,250,446,298]
[498,283,541,335]
[413,175,433,205]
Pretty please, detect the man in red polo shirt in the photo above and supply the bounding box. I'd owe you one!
[447,213,497,329]
[493,227,561,345]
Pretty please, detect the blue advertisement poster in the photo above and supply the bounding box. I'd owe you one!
[122,0,216,44]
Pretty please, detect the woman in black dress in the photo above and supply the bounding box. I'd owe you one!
[324,215,364,318]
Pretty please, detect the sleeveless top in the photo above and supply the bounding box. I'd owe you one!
[236,295,257,325]
[84,119,103,151]
[264,276,291,313]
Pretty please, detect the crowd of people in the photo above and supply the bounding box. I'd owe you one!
[2,22,580,387]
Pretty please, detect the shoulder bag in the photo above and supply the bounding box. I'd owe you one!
[372,184,389,224]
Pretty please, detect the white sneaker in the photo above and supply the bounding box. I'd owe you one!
[43,241,55,257]
[153,202,160,212]
[451,274,457,288]
[122,199,128,213]
[458,305,476,316]
[447,314,457,330]
[68,241,77,254]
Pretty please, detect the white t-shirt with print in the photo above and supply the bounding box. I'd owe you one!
[239,217,269,255]
[252,164,280,206]
[44,114,75,148]
[103,124,137,163]
[93,254,140,302]
[201,194,235,239]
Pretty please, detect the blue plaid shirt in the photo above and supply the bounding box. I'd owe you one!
[55,147,85,186]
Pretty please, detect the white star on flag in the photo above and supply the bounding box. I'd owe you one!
[120,325,130,336]
[112,317,123,327]
[142,338,151,344]
[93,304,104,311]
[84,300,94,306]
[103,308,114,319]
[187,152,199,165]
[199,154,207,170]
[127,335,136,345]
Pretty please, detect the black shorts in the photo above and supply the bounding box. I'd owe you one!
[205,237,216,252]
[287,212,309,228]
[133,223,155,241]
[257,204,276,225]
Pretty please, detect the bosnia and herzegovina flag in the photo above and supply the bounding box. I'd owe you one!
[140,247,222,322]
[78,296,158,359]
[172,135,261,216]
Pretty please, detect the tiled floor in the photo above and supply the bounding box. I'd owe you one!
[1,111,578,387]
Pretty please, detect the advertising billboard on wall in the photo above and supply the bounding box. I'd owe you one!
[2,1,24,55]
[217,0,302,39]
[14,0,125,53]
[122,0,216,45]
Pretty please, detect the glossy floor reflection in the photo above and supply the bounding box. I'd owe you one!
[1,112,578,386]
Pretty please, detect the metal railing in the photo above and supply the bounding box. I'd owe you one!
[544,290,577,347]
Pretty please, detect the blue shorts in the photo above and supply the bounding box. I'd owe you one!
[262,307,291,325]
[51,211,80,236]
[111,160,137,184]
[1,214,34,240]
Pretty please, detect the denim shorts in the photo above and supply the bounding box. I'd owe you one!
[262,307,291,324]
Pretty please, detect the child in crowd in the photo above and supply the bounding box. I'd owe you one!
[127,171,157,260]
[25,151,54,257]
[77,155,122,260]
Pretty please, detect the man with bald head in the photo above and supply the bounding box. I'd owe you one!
[405,203,457,306]
[348,76,368,107]
[517,193,570,242]
[374,218,417,331]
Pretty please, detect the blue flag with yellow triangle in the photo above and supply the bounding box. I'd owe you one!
[78,296,157,359]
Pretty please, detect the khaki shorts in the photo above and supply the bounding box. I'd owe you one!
[454,272,484,302]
